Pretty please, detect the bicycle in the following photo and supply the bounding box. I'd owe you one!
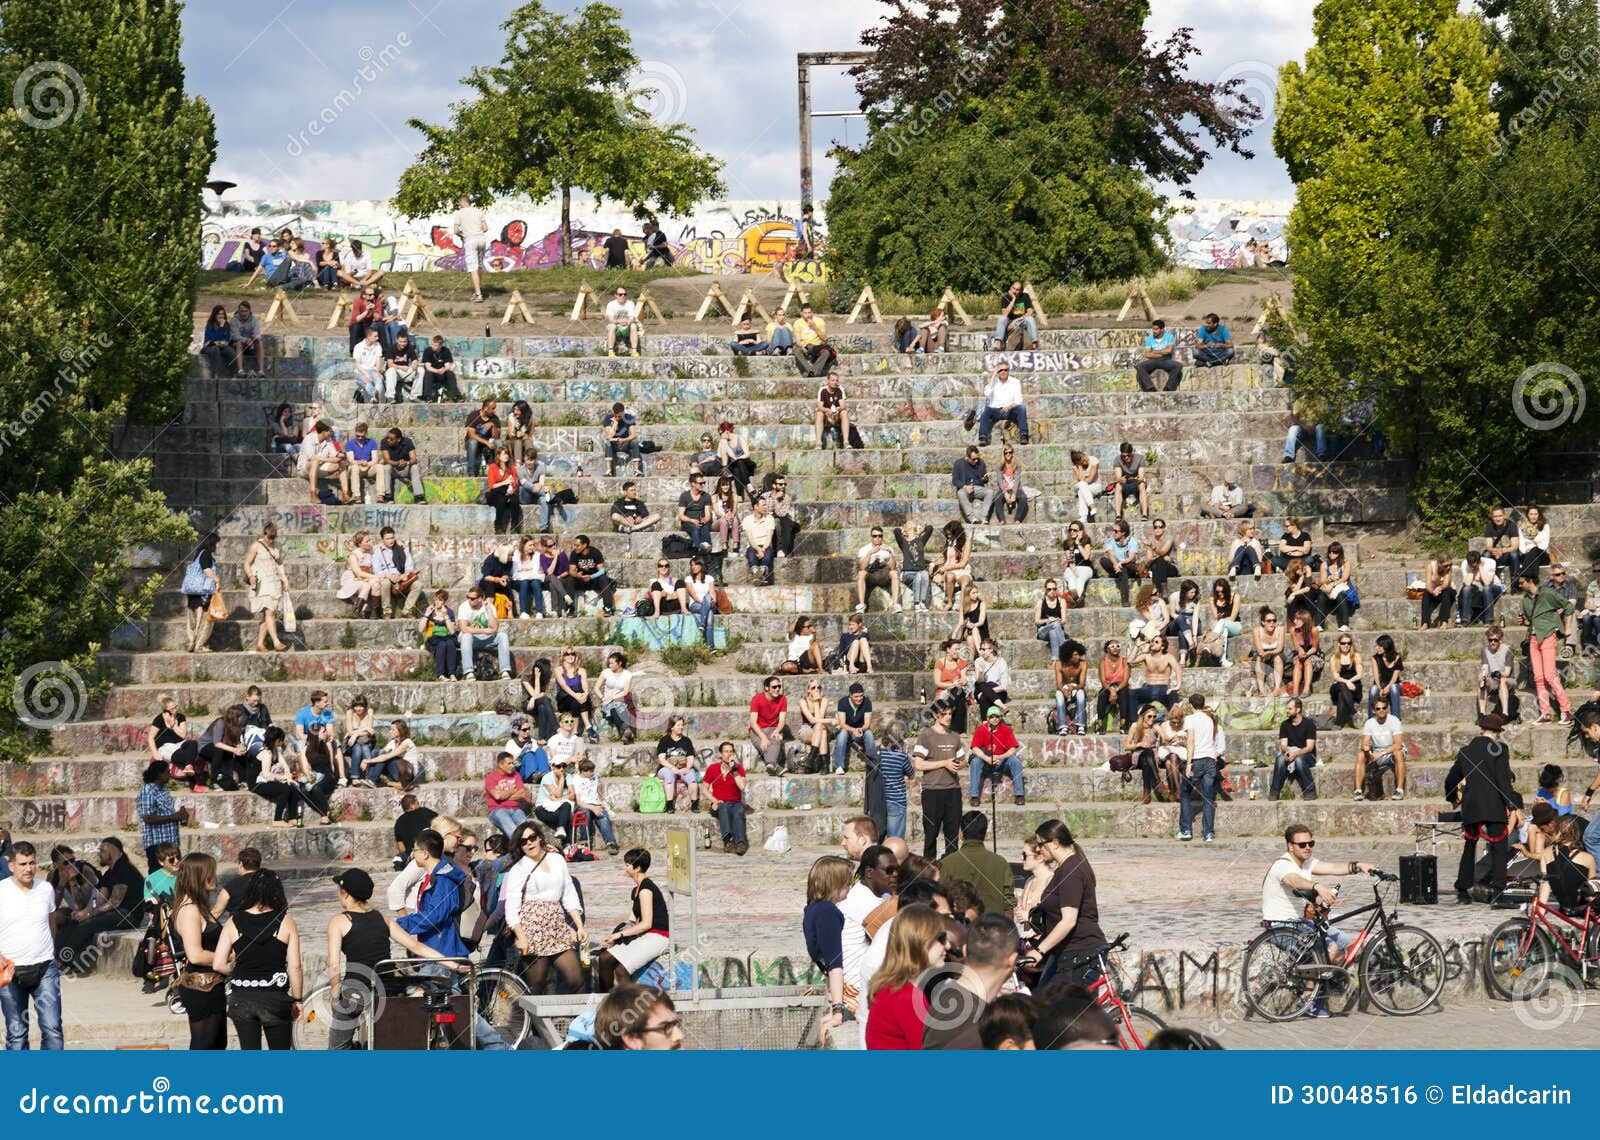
[1241,870,1445,1021]
[1484,871,1600,1000]
[1087,932,1167,1050]
[295,958,533,1050]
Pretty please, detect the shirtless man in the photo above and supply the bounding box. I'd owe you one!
[1134,636,1184,714]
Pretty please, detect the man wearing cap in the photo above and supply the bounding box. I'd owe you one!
[976,362,1029,447]
[1133,319,1182,392]
[1445,713,1522,903]
[833,683,878,774]
[969,705,1024,807]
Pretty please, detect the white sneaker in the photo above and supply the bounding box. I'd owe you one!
[893,604,903,613]
[337,778,349,787]
[915,603,929,613]
[854,603,866,615]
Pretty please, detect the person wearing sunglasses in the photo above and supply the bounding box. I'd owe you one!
[1260,824,1375,1016]
[594,982,683,1049]
[604,287,642,356]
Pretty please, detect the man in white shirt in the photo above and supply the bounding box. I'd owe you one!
[1261,825,1374,1016]
[976,362,1029,446]
[1355,698,1405,801]
[300,421,343,503]
[352,326,386,405]
[0,842,64,1049]
[839,846,898,1042]
[855,527,899,615]
[456,587,512,679]
[453,194,489,301]
[1200,477,1258,519]
[605,287,642,356]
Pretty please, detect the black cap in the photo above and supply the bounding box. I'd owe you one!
[332,868,374,901]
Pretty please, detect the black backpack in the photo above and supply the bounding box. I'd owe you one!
[661,534,695,559]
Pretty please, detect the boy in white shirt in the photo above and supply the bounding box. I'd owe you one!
[571,754,619,854]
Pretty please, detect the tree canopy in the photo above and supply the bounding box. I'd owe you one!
[0,0,213,752]
[393,0,725,264]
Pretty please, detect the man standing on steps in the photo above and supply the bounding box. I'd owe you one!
[453,194,490,303]
[1445,714,1520,904]
[0,843,63,1050]
[914,699,965,859]
[1133,319,1183,392]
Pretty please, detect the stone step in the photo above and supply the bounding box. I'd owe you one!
[185,385,1301,426]
[0,756,1546,838]
[4,797,1481,867]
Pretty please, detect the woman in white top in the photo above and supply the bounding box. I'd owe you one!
[646,558,688,616]
[513,535,545,620]
[502,821,585,993]
[1069,451,1101,524]
[337,531,377,617]
[359,719,418,790]
[1180,694,1221,842]
[685,555,717,646]
[798,680,830,764]
[1126,583,1169,662]
[597,652,637,743]
[1518,504,1551,577]
[972,639,1011,711]
[780,615,824,674]
[535,763,578,836]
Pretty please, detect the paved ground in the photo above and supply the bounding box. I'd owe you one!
[1208,998,1598,1050]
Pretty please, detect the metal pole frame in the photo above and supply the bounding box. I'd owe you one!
[797,51,872,207]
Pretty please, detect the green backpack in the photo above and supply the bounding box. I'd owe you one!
[637,775,668,814]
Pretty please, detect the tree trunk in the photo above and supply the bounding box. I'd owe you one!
[560,184,571,267]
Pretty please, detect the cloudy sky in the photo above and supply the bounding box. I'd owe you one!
[182,0,1311,205]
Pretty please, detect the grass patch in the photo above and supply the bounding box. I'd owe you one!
[659,643,715,675]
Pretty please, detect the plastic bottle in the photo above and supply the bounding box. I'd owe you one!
[1248,774,1260,800]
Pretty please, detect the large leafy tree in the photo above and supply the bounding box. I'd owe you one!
[1276,0,1598,538]
[394,1,726,264]
[826,0,1255,291]
[1481,0,1600,141]
[0,0,212,753]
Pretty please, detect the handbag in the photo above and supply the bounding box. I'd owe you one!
[10,960,50,991]
[634,596,656,618]
[178,969,224,992]
[281,591,298,633]
[205,590,228,622]
[715,587,732,615]
[181,554,214,596]
[1107,752,1135,784]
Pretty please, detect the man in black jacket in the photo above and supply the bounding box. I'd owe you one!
[1444,713,1522,903]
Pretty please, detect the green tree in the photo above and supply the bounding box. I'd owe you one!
[394,1,725,265]
[1481,0,1600,146]
[828,0,1254,291]
[0,0,212,753]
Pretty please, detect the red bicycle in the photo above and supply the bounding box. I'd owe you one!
[1484,867,1600,999]
[1088,932,1167,1050]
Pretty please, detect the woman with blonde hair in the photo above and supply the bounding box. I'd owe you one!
[798,680,830,770]
[1016,837,1056,934]
[242,521,289,653]
[864,903,947,1049]
[337,531,377,617]
[804,855,857,1047]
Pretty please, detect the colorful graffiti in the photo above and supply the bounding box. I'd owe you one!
[1165,199,1292,270]
[199,198,830,280]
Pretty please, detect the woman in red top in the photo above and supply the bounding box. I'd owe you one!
[864,904,948,1050]
[486,446,520,535]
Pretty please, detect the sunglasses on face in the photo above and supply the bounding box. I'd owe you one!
[1292,840,1315,849]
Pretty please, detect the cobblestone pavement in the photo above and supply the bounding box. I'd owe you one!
[1200,998,1598,1050]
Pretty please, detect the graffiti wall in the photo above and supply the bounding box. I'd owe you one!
[200,197,829,281]
[1165,198,1292,270]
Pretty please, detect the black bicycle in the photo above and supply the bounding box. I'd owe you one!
[1241,870,1445,1021]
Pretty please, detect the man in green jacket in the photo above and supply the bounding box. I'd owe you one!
[1518,569,1576,724]
[939,811,1016,917]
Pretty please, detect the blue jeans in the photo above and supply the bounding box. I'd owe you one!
[1584,814,1600,863]
[713,801,747,846]
[1194,345,1235,367]
[580,807,617,846]
[415,963,507,1050]
[768,327,795,355]
[1054,689,1087,730]
[1179,757,1218,839]
[2,963,64,1050]
[467,438,492,477]
[969,753,1024,799]
[1283,424,1329,462]
[1036,622,1067,658]
[349,739,374,774]
[731,340,769,356]
[746,545,776,576]
[833,729,877,773]
[489,807,528,837]
[977,404,1028,442]
[688,592,715,644]
[1458,582,1503,624]
[885,801,907,840]
[683,520,711,549]
[362,756,398,784]
[1368,683,1402,719]
[1271,750,1317,798]
[606,438,642,475]
[516,579,546,617]
[993,314,1038,346]
[376,320,408,354]
[461,629,512,675]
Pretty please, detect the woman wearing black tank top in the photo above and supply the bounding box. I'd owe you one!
[324,869,457,1049]
[214,868,302,1050]
[173,853,227,1050]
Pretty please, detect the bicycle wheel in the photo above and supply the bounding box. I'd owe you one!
[1242,925,1324,1022]
[1484,918,1557,1000]
[1360,924,1445,1016]
[1112,1003,1166,1050]
[473,967,533,1050]
[294,983,373,1050]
